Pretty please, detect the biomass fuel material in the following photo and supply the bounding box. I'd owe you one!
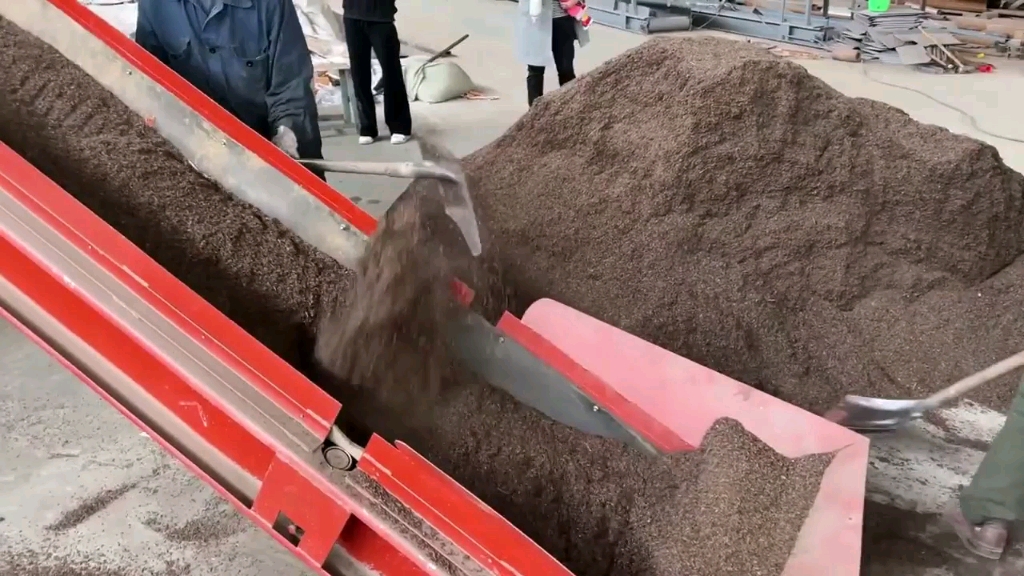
[0,18,830,575]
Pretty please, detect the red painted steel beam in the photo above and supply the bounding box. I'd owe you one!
[0,139,417,574]
[0,138,569,573]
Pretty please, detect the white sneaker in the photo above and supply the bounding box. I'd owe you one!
[390,134,412,145]
[358,136,374,145]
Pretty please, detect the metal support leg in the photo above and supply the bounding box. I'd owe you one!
[341,69,357,128]
[318,67,358,136]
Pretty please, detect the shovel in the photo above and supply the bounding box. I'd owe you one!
[826,350,1024,432]
[296,158,460,181]
[295,139,481,257]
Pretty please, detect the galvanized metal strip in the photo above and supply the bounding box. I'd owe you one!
[2,0,370,268]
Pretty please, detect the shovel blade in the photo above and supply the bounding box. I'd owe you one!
[825,396,925,433]
[415,137,482,257]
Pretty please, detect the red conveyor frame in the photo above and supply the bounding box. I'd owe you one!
[0,0,574,573]
[0,137,572,575]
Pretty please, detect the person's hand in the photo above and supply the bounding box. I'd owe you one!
[272,125,300,158]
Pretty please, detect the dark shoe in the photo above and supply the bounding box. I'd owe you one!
[943,502,1008,560]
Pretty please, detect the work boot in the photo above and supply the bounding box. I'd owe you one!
[943,501,1009,560]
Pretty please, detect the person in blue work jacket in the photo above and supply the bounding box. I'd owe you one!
[134,0,325,178]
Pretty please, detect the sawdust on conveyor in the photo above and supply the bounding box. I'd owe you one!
[0,18,830,575]
[313,199,831,575]
[315,196,832,574]
[462,36,1024,414]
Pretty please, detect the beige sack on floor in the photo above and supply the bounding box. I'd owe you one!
[403,56,476,104]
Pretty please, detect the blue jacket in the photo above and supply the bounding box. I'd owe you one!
[136,0,322,160]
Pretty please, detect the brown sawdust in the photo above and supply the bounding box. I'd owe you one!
[463,36,1024,415]
[314,196,462,429]
[142,496,249,544]
[314,196,831,575]
[1,16,989,574]
[46,482,137,533]
[344,469,479,575]
[1,550,189,576]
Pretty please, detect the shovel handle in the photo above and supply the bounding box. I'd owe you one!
[919,28,964,72]
[921,350,1024,410]
[296,159,461,183]
[425,34,470,65]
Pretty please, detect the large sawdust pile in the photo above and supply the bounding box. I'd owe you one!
[314,199,832,575]
[464,36,1024,413]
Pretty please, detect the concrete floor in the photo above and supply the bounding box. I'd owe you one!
[5,0,1024,574]
[0,322,305,574]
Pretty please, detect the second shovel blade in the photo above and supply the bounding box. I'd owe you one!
[826,396,924,432]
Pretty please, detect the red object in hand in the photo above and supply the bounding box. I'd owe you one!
[977,64,994,73]
[561,0,593,28]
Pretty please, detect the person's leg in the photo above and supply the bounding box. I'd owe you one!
[367,21,412,140]
[526,65,545,106]
[946,374,1024,559]
[551,16,577,87]
[343,17,378,140]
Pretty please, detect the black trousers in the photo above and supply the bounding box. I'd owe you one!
[527,16,577,106]
[343,17,412,138]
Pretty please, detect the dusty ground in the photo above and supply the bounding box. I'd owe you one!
[0,321,304,575]
[5,0,1024,574]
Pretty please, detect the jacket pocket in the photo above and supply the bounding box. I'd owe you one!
[225,48,270,97]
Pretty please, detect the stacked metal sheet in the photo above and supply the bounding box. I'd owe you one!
[853,7,926,30]
[839,8,930,64]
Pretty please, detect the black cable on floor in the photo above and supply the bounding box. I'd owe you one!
[860,64,1024,145]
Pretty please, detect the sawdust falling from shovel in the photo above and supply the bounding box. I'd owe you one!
[311,192,832,575]
[313,195,464,431]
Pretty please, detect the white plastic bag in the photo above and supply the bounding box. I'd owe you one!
[371,58,384,101]
[292,0,347,59]
[315,84,343,107]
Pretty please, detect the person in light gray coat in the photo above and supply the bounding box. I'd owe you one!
[515,0,590,106]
